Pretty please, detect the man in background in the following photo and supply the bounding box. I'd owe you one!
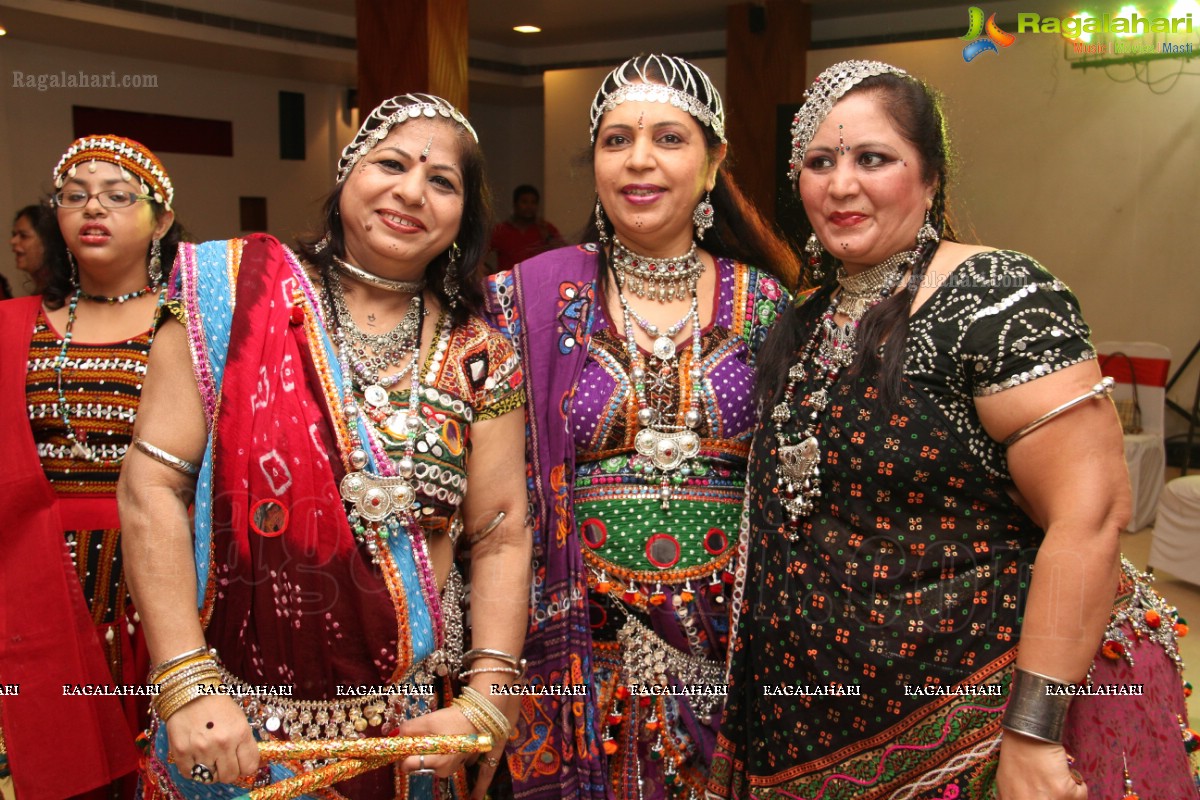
[488,184,564,273]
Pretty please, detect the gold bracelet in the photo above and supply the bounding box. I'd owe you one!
[155,661,221,691]
[451,697,506,743]
[154,677,222,721]
[461,686,510,740]
[148,646,208,681]
[152,655,213,685]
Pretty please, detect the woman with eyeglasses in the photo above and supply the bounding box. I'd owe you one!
[0,135,185,798]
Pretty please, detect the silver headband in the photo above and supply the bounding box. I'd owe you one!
[787,60,908,184]
[589,55,725,145]
[337,93,479,182]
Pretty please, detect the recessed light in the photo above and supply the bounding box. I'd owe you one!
[0,26,7,36]
[513,25,542,34]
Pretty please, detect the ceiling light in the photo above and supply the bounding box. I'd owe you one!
[0,26,7,36]
[513,25,541,34]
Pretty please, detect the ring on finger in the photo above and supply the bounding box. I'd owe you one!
[190,762,216,784]
[484,754,500,768]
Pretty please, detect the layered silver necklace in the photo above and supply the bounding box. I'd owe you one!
[329,274,422,394]
[772,251,914,528]
[614,243,707,510]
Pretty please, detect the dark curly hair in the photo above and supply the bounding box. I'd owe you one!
[296,116,492,328]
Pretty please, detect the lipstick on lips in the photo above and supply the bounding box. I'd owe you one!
[377,210,425,233]
[828,211,867,227]
[621,184,663,205]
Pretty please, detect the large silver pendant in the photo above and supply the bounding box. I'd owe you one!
[778,436,822,521]
[339,470,416,522]
[652,335,675,361]
[364,384,389,407]
[635,427,700,472]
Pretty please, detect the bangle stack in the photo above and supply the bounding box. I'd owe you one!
[1001,668,1073,744]
[451,686,509,744]
[459,648,527,682]
[150,647,222,722]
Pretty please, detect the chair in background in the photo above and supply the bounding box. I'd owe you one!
[1095,341,1171,532]
[1148,476,1200,586]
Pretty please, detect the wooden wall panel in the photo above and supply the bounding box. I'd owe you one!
[356,0,468,118]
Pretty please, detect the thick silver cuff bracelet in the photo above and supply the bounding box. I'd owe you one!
[1001,668,1073,743]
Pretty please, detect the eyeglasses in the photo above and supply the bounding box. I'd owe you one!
[53,190,153,209]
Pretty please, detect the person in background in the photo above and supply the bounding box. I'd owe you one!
[10,203,53,295]
[487,184,564,272]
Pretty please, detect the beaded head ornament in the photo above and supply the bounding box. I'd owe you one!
[53,135,174,210]
[337,93,478,182]
[589,54,726,145]
[787,60,909,184]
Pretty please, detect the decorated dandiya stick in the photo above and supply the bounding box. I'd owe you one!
[238,757,389,800]
[238,735,493,800]
[255,733,493,761]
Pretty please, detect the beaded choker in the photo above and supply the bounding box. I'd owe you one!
[610,236,703,302]
[78,282,159,304]
[772,258,907,527]
[334,256,425,294]
[835,250,916,321]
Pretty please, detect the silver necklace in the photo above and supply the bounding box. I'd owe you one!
[610,236,703,302]
[773,258,907,528]
[835,250,916,321]
[333,255,425,294]
[329,274,422,391]
[616,274,705,509]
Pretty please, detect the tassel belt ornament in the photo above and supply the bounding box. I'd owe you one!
[616,616,726,721]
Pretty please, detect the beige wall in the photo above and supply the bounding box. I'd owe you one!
[809,36,1200,433]
[1,39,356,295]
[543,58,726,244]
[541,42,1198,434]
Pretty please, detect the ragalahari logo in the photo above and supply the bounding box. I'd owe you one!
[961,7,1016,61]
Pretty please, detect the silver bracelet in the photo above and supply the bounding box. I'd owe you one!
[466,511,506,546]
[1003,377,1114,447]
[1001,668,1073,743]
[133,435,201,476]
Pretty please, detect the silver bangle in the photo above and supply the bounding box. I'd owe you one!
[466,511,506,546]
[1002,377,1114,447]
[1001,668,1073,743]
[133,436,201,476]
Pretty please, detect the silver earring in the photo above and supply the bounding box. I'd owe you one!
[804,232,826,281]
[148,238,163,286]
[444,242,461,309]
[692,192,714,240]
[594,197,609,247]
[917,211,940,246]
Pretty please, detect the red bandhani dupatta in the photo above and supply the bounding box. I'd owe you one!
[203,235,410,695]
[0,296,138,798]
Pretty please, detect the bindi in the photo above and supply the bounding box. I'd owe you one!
[420,137,433,163]
[835,124,849,156]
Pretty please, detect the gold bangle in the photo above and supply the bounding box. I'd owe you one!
[148,646,208,681]
[154,677,222,721]
[461,686,510,740]
[451,697,506,743]
[155,662,221,691]
[151,655,213,684]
